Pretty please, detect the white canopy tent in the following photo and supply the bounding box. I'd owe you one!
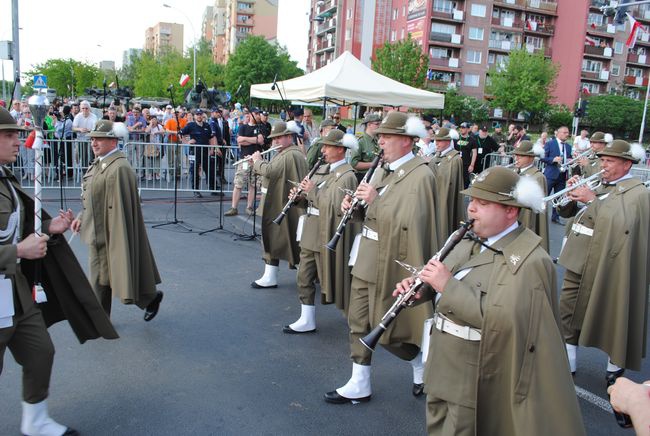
[250,51,444,109]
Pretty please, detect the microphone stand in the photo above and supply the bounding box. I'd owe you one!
[152,85,193,232]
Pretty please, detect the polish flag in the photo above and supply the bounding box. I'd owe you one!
[179,73,191,87]
[526,19,533,30]
[585,36,597,46]
[582,87,591,96]
[626,13,646,48]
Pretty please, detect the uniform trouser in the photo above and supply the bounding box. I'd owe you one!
[547,176,567,221]
[426,396,475,436]
[296,247,322,305]
[348,276,420,365]
[559,269,582,345]
[0,305,55,403]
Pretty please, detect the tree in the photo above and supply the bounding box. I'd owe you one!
[582,94,644,137]
[24,59,101,99]
[442,88,490,124]
[486,49,558,123]
[224,35,303,104]
[371,35,428,89]
[546,104,573,132]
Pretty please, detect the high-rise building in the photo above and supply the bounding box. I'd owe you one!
[144,22,184,56]
[122,48,143,67]
[204,0,279,64]
[99,60,116,72]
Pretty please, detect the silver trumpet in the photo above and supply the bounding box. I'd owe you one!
[233,145,282,166]
[560,149,593,172]
[542,170,604,209]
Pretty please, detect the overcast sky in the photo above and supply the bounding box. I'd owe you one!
[0,0,309,82]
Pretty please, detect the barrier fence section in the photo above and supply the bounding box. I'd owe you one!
[13,130,269,196]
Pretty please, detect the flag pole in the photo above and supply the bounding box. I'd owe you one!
[639,79,650,144]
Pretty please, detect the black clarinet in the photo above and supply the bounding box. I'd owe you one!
[273,157,325,225]
[325,149,384,251]
[360,219,475,351]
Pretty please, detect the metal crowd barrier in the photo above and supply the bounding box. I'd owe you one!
[13,130,270,196]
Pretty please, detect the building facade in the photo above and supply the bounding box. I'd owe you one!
[144,22,184,56]
[204,0,279,64]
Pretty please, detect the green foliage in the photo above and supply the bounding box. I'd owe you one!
[583,94,644,136]
[24,59,101,99]
[486,49,558,122]
[224,36,302,104]
[371,35,428,89]
[546,105,573,132]
[442,88,489,123]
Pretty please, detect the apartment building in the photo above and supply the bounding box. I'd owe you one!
[204,0,279,64]
[144,22,184,56]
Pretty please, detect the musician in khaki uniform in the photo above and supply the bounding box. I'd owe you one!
[250,121,308,288]
[396,167,584,436]
[577,131,611,178]
[283,130,359,333]
[512,140,549,252]
[350,114,381,181]
[325,111,439,404]
[557,140,649,384]
[427,127,465,238]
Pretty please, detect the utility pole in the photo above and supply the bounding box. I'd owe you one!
[11,0,21,99]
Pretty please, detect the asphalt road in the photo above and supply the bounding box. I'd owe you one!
[0,190,647,435]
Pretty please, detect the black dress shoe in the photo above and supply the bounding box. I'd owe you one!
[144,290,164,322]
[324,390,371,404]
[412,383,424,397]
[606,368,625,387]
[63,428,80,436]
[282,325,316,334]
[250,281,278,289]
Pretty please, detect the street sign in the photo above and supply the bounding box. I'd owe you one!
[33,74,47,89]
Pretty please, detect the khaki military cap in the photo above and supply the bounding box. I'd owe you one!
[361,114,382,126]
[433,127,452,141]
[596,139,644,163]
[461,167,531,209]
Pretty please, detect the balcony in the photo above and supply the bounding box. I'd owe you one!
[637,32,650,45]
[429,57,460,69]
[586,23,617,36]
[315,0,337,19]
[526,0,557,13]
[316,18,337,35]
[628,52,650,66]
[581,70,610,82]
[429,32,463,45]
[491,16,524,29]
[624,75,649,87]
[523,21,555,34]
[494,0,525,9]
[237,6,254,14]
[431,8,465,22]
[236,18,254,27]
[524,44,552,56]
[315,39,335,54]
[637,8,650,23]
[488,39,522,51]
[583,44,613,58]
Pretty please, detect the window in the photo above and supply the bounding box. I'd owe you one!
[626,66,643,77]
[587,13,603,27]
[401,28,405,39]
[464,73,480,87]
[628,89,642,99]
[392,8,398,20]
[466,49,482,64]
[612,64,620,76]
[615,41,624,54]
[345,28,351,41]
[347,8,352,19]
[403,6,406,16]
[431,22,456,35]
[430,47,451,59]
[428,70,453,83]
[469,27,484,40]
[471,4,486,17]
[433,0,454,13]
[391,30,396,42]
[525,36,543,49]
[582,59,602,72]
[581,82,600,94]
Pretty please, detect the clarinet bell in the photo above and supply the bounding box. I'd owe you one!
[272,212,286,225]
[359,324,385,352]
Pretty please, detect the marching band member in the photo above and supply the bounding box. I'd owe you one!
[283,130,359,333]
[512,140,549,251]
[250,121,308,289]
[557,139,649,386]
[577,131,612,177]
[395,167,584,436]
[324,111,439,404]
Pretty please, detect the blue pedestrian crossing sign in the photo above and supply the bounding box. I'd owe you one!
[33,75,47,89]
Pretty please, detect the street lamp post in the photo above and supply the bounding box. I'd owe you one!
[163,3,197,89]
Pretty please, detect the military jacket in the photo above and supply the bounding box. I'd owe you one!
[428,149,465,238]
[350,133,378,175]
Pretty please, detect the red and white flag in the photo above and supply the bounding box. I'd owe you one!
[626,12,646,48]
[179,73,190,87]
[585,36,597,46]
[582,86,591,96]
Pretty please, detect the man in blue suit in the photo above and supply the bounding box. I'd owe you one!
[541,126,572,223]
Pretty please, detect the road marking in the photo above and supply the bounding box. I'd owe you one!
[575,385,613,413]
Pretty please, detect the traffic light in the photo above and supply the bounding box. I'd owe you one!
[574,107,583,118]
[580,99,589,117]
